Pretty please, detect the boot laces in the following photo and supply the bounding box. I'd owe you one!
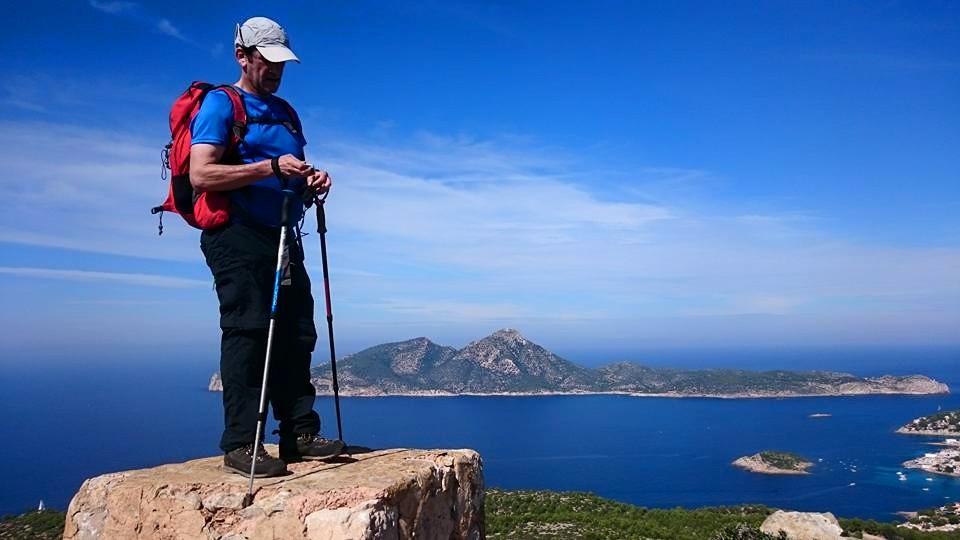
[242,442,270,462]
[298,433,333,444]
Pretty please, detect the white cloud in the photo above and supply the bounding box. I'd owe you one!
[156,19,190,42]
[374,299,531,321]
[0,78,46,111]
[305,136,959,303]
[88,1,197,46]
[0,267,209,289]
[0,120,200,261]
[0,74,167,115]
[89,0,136,15]
[1,118,958,346]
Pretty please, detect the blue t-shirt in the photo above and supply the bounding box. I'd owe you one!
[190,86,308,228]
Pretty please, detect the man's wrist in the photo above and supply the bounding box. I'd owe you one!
[271,156,286,180]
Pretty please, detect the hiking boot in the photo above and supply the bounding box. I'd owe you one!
[224,443,288,477]
[279,433,344,462]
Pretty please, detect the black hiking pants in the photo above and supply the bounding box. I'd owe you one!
[201,222,321,453]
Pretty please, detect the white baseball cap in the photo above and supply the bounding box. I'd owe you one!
[235,17,300,63]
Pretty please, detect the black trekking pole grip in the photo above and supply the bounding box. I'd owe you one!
[280,190,293,227]
[316,196,327,234]
[271,156,294,227]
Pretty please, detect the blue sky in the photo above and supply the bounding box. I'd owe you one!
[1,1,958,362]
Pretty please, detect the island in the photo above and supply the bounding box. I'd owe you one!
[732,451,814,475]
[898,410,960,478]
[897,410,960,436]
[208,329,951,399]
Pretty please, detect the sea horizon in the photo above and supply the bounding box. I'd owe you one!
[2,345,958,521]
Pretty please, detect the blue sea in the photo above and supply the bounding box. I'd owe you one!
[2,346,959,521]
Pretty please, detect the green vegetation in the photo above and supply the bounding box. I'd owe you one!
[0,510,65,540]
[9,491,959,539]
[487,490,960,540]
[758,451,810,471]
[840,515,960,539]
[487,489,777,539]
[901,502,960,533]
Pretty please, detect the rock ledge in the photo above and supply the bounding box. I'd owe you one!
[63,447,484,540]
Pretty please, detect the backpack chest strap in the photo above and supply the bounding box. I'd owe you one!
[246,116,300,135]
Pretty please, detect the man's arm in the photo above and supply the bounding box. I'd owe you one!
[190,144,316,192]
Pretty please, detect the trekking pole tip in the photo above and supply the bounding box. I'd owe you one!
[241,493,254,508]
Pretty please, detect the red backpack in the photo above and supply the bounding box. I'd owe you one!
[152,82,303,234]
[152,82,246,233]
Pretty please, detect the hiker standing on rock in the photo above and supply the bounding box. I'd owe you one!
[191,17,343,476]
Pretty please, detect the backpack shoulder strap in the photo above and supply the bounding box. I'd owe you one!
[268,95,303,135]
[215,85,248,147]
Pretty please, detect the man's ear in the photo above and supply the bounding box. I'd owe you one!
[235,47,249,70]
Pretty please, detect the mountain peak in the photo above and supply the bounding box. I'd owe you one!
[488,328,527,344]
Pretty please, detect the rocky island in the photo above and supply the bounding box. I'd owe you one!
[897,409,960,436]
[733,451,814,475]
[208,329,950,399]
[898,410,960,478]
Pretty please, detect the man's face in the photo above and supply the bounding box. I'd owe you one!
[238,48,285,95]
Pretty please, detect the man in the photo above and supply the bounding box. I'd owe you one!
[191,16,343,477]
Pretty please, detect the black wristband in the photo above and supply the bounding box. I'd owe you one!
[271,156,286,180]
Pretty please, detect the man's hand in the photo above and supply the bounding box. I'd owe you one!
[277,154,315,179]
[304,169,333,200]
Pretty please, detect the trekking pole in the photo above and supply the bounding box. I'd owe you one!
[242,187,294,508]
[314,192,344,443]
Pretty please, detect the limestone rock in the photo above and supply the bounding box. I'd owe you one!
[63,447,484,540]
[760,510,844,539]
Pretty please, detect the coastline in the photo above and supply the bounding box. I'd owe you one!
[208,382,950,400]
[305,389,950,399]
[902,457,960,478]
[208,372,951,399]
[895,427,960,437]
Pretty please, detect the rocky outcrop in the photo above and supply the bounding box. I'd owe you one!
[760,511,845,539]
[837,375,949,396]
[902,447,960,477]
[733,452,813,475]
[63,447,484,540]
[897,409,960,436]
